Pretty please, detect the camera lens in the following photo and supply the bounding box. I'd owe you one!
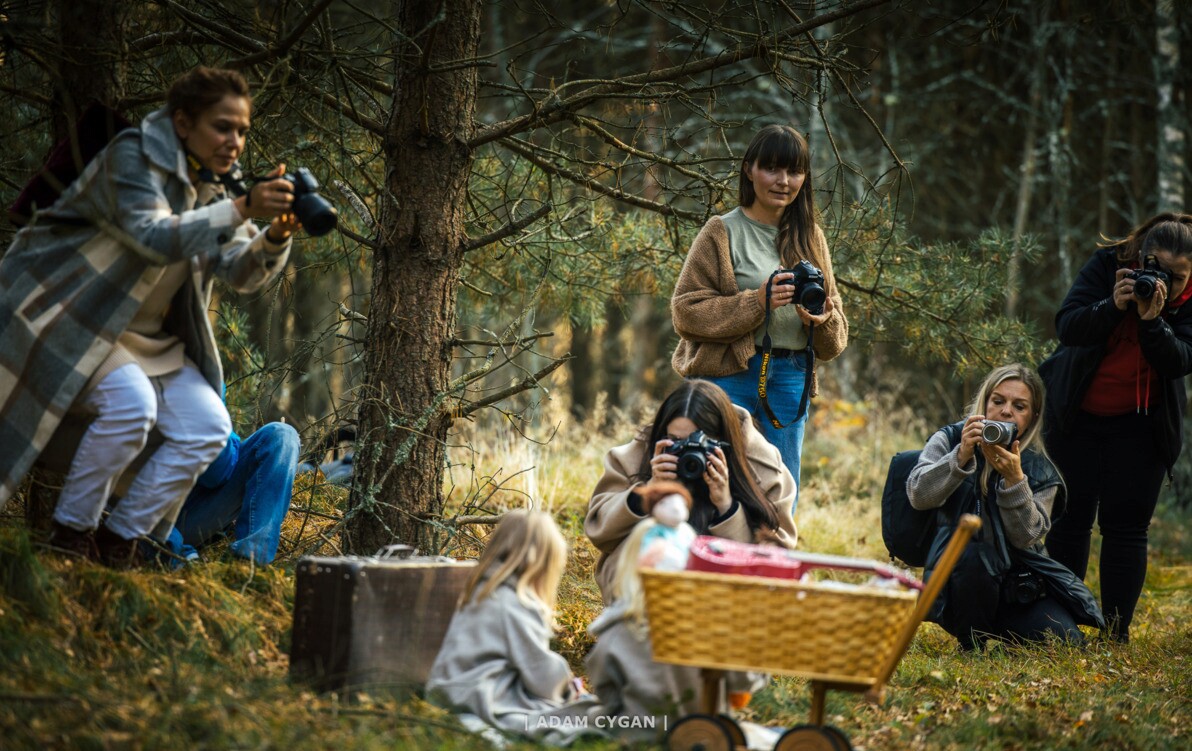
[676,451,707,481]
[981,420,1017,446]
[293,193,338,237]
[1134,275,1156,299]
[798,284,827,313]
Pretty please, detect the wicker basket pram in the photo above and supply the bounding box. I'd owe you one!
[639,515,981,751]
[640,568,917,686]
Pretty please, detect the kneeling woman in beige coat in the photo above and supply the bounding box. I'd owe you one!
[585,379,797,603]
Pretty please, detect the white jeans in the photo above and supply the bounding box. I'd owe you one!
[53,362,230,540]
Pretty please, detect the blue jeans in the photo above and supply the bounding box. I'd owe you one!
[167,422,299,564]
[704,351,808,506]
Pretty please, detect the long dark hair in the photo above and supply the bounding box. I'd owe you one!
[1108,212,1192,263]
[739,124,816,268]
[634,380,782,534]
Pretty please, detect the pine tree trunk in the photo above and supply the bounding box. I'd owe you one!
[1006,17,1046,318]
[569,317,596,419]
[345,0,483,554]
[53,0,126,141]
[1155,0,1185,211]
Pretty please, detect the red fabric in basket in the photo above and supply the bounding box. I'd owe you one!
[686,535,807,578]
[684,535,925,590]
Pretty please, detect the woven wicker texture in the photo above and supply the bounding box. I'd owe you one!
[640,568,918,685]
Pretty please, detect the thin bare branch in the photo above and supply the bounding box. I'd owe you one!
[499,137,704,221]
[227,0,338,69]
[469,0,893,147]
[458,356,571,417]
[463,202,552,251]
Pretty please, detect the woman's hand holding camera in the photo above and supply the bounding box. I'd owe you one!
[981,440,1025,485]
[796,294,835,326]
[703,447,732,514]
[757,271,796,310]
[649,440,732,514]
[957,414,986,466]
[233,164,303,242]
[1113,267,1168,320]
[650,439,679,482]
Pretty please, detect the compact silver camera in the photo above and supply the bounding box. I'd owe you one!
[981,420,1018,446]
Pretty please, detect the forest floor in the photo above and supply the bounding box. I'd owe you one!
[1,396,1189,750]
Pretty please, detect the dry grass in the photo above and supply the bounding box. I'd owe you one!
[1,393,1189,750]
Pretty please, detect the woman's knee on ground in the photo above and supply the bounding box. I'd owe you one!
[249,422,300,463]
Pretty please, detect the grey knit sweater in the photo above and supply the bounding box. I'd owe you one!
[905,429,1055,550]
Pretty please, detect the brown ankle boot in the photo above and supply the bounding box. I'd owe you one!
[94,525,143,570]
[47,521,98,560]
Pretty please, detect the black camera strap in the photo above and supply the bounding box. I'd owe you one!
[184,150,250,199]
[757,270,815,430]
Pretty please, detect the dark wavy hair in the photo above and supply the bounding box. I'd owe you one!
[739,124,816,268]
[634,380,782,534]
[1108,212,1192,263]
[167,66,251,122]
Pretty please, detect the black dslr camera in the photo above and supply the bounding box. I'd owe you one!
[224,167,338,237]
[665,430,730,481]
[1128,253,1171,300]
[777,260,827,315]
[282,168,338,237]
[1003,568,1046,605]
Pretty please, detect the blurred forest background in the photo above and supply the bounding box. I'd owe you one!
[1,0,1190,547]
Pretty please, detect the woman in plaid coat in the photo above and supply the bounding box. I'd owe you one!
[0,67,299,566]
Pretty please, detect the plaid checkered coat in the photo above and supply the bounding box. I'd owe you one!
[0,109,291,506]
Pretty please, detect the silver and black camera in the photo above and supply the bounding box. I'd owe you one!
[981,420,1018,446]
[665,430,730,481]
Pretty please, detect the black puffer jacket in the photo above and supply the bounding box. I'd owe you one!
[1038,247,1192,473]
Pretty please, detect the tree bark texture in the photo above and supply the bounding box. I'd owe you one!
[1154,0,1185,211]
[346,0,483,553]
[53,0,126,141]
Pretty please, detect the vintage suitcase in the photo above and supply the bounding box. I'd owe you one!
[290,545,476,695]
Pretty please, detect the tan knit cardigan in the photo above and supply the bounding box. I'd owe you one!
[670,216,848,396]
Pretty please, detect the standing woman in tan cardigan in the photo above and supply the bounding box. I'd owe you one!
[671,124,848,494]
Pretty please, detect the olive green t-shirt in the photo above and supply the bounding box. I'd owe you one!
[721,206,808,350]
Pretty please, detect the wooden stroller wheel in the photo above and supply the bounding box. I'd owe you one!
[773,724,847,751]
[821,725,853,750]
[667,714,735,751]
[717,714,747,748]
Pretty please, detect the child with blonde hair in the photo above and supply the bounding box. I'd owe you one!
[427,509,605,746]
[586,482,765,743]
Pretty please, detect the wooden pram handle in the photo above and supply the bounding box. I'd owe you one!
[865,514,982,703]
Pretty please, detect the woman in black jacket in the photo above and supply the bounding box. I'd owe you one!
[1039,213,1192,642]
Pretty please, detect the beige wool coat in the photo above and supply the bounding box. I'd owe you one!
[670,216,848,396]
[584,405,797,603]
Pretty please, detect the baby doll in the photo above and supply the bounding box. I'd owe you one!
[636,480,697,571]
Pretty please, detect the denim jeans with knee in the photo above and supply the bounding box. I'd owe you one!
[704,351,808,509]
[168,422,299,564]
